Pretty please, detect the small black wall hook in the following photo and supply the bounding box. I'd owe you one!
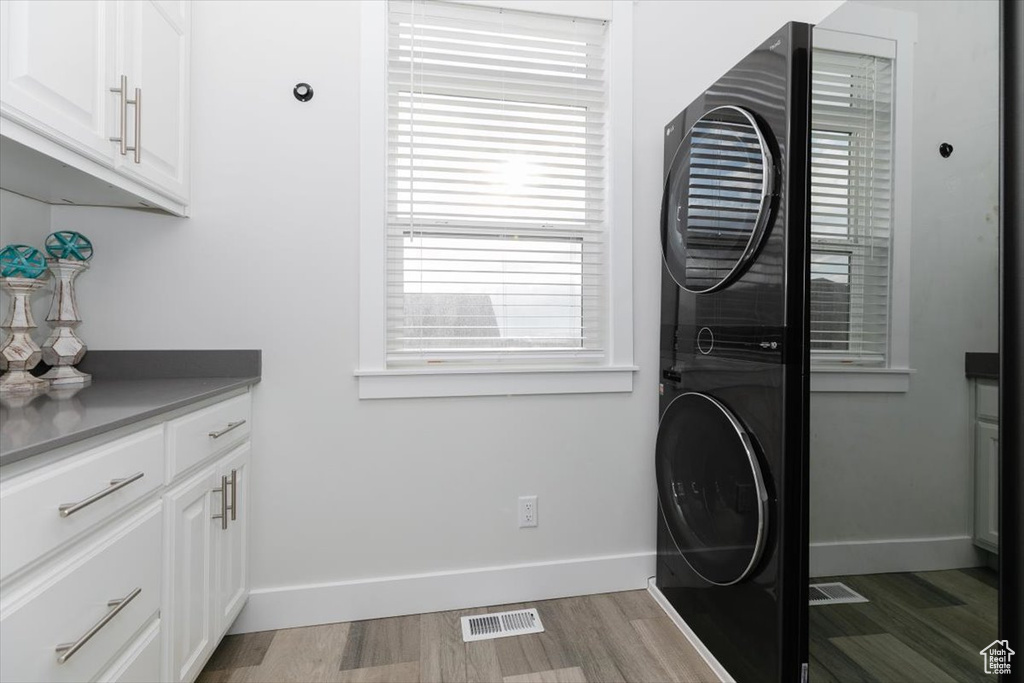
[939,142,954,158]
[293,83,314,102]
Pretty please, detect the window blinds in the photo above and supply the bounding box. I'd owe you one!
[386,0,609,366]
[810,48,894,366]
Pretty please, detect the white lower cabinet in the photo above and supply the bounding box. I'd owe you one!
[972,379,999,553]
[164,442,251,683]
[165,466,219,683]
[0,389,253,683]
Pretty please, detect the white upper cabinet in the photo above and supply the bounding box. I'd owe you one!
[117,0,190,202]
[0,1,117,162]
[0,0,191,215]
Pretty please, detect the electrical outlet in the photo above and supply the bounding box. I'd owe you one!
[518,495,538,528]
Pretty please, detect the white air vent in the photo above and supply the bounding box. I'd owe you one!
[809,582,869,605]
[460,608,544,642]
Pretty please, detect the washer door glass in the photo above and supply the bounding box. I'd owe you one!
[656,392,768,585]
[661,105,776,293]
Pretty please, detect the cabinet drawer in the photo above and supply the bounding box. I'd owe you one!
[0,504,162,683]
[0,426,164,579]
[96,618,161,683]
[977,381,999,421]
[166,393,251,480]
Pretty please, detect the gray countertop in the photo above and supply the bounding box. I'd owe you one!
[0,350,261,468]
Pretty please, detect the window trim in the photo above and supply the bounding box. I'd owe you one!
[809,6,917,393]
[357,0,635,399]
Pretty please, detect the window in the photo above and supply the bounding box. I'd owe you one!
[386,0,607,366]
[359,0,634,398]
[810,48,894,367]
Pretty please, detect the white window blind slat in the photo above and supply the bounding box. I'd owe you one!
[386,0,608,365]
[810,47,895,365]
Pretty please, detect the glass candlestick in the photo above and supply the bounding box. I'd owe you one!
[40,258,91,385]
[0,277,49,393]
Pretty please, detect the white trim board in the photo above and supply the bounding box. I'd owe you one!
[809,535,984,578]
[646,580,732,683]
[229,551,654,634]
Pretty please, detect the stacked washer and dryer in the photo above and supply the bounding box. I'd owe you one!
[655,23,813,683]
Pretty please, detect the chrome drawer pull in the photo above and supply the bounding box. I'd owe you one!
[109,74,128,155]
[212,475,228,530]
[55,587,141,664]
[132,87,141,164]
[209,420,246,439]
[58,472,145,518]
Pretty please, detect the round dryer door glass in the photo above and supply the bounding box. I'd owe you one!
[661,106,776,293]
[656,392,768,585]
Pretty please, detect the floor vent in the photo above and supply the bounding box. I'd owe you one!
[809,582,869,606]
[460,608,545,642]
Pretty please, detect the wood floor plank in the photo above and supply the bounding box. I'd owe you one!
[502,666,588,683]
[493,601,579,679]
[464,608,504,683]
[341,615,421,671]
[585,594,676,683]
[202,631,277,672]
[808,602,888,640]
[846,572,966,610]
[831,634,958,683]
[334,661,420,683]
[961,567,999,590]
[539,597,625,683]
[915,569,998,610]
[420,609,468,683]
[630,617,717,683]
[609,590,666,621]
[240,623,350,683]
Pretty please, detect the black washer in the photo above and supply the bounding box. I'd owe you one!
[656,392,768,585]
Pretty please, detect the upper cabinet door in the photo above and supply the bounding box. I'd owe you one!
[118,0,190,202]
[0,0,117,163]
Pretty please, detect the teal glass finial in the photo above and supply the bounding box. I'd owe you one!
[45,231,93,261]
[0,244,47,279]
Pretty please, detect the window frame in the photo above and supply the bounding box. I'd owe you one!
[809,11,917,393]
[357,0,635,399]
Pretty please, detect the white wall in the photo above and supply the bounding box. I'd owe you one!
[808,0,1000,573]
[42,0,841,631]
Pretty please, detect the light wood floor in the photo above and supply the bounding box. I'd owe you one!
[197,590,718,683]
[809,568,999,683]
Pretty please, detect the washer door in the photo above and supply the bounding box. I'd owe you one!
[661,105,777,293]
[656,392,769,585]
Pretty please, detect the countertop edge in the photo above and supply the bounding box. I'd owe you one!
[0,376,260,468]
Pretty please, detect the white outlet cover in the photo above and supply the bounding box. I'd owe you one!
[518,495,538,528]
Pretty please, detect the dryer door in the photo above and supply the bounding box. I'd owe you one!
[656,392,769,585]
[661,105,777,293]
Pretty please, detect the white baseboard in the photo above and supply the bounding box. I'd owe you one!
[229,551,655,634]
[809,535,984,577]
[646,579,733,683]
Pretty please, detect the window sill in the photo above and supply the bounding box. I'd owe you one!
[810,367,914,393]
[355,365,639,399]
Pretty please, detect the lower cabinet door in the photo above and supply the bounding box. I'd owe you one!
[974,420,999,551]
[164,466,220,683]
[217,442,251,627]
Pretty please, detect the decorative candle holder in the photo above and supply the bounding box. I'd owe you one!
[40,259,91,385]
[0,277,49,394]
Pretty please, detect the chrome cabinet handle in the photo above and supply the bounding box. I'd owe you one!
[209,420,246,439]
[55,587,141,664]
[229,468,237,521]
[132,87,141,163]
[212,475,228,530]
[58,472,145,518]
[109,74,128,156]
